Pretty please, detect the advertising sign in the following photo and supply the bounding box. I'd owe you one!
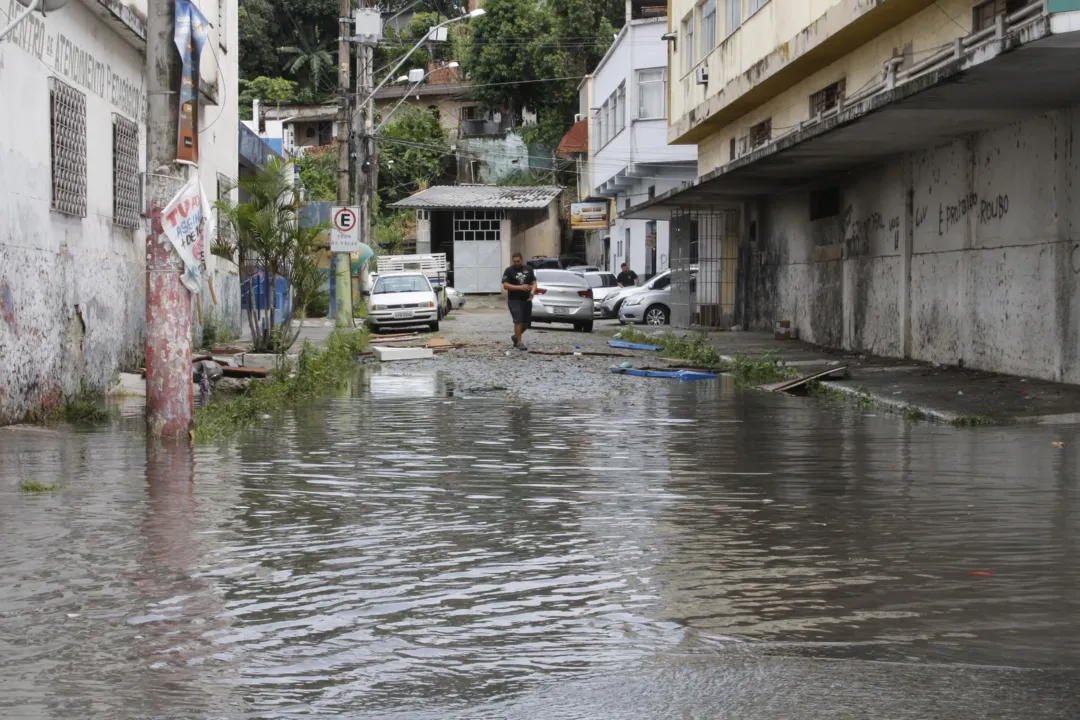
[174,0,209,165]
[570,202,608,230]
[331,206,361,252]
[161,176,209,293]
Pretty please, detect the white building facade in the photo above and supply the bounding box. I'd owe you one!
[588,13,697,279]
[0,0,239,423]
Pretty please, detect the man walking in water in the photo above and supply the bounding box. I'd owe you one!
[502,252,536,350]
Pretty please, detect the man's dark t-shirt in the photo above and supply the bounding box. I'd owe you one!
[617,270,638,287]
[502,265,537,301]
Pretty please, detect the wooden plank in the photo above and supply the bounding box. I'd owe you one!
[221,366,268,378]
[756,366,848,393]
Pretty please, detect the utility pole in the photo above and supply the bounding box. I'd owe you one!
[335,0,354,326]
[353,11,374,276]
[145,0,192,438]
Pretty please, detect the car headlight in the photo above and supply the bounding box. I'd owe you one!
[370,304,381,311]
[623,296,644,307]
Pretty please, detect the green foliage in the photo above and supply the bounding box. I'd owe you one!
[19,480,59,493]
[952,414,993,427]
[615,328,726,369]
[216,157,328,352]
[378,108,451,206]
[728,352,794,388]
[193,329,369,443]
[295,149,337,202]
[372,210,414,253]
[32,390,111,425]
[238,0,280,79]
[238,76,298,119]
[279,28,335,91]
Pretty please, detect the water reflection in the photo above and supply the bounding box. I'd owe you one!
[2,371,1080,718]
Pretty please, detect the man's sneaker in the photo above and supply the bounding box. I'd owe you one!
[511,335,519,348]
[517,342,529,352]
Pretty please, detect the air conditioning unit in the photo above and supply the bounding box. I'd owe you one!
[695,66,709,85]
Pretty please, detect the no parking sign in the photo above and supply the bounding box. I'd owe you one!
[331,206,361,252]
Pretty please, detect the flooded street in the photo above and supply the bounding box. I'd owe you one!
[3,364,1080,718]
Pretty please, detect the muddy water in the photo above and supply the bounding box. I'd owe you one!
[2,371,1080,719]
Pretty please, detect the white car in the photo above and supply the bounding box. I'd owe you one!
[581,271,621,317]
[367,271,441,333]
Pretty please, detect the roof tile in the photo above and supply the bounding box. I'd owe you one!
[389,185,563,210]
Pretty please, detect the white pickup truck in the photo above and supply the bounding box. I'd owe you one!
[369,254,453,317]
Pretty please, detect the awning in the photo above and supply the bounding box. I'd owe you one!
[626,10,1080,220]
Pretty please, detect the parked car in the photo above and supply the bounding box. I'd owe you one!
[618,283,671,326]
[367,272,441,333]
[582,271,620,317]
[567,265,601,273]
[527,256,588,270]
[598,269,671,319]
[530,269,595,332]
[444,286,466,312]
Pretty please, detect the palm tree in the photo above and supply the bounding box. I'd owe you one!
[216,158,328,353]
[278,29,334,94]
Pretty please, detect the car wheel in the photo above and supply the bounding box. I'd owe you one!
[580,321,593,333]
[429,320,440,333]
[644,305,669,326]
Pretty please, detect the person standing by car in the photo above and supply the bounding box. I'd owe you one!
[617,263,639,288]
[502,252,537,350]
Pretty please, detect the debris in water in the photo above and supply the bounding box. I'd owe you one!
[969,571,994,577]
[1052,441,1065,448]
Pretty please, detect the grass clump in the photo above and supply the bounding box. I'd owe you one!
[20,480,59,493]
[614,327,725,367]
[951,414,992,427]
[728,352,796,388]
[31,391,111,426]
[193,328,369,443]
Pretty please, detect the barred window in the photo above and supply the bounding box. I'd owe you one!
[50,78,87,217]
[113,115,140,228]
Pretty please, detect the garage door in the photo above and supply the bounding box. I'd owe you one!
[453,211,504,293]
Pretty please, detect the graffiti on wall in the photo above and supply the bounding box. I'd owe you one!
[843,206,900,256]
[4,0,145,121]
[936,192,1010,236]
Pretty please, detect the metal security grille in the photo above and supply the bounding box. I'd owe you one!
[113,115,140,228]
[50,78,87,217]
[453,210,504,241]
[670,207,740,329]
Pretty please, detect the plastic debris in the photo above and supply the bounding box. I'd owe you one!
[969,571,994,576]
[619,361,633,369]
[611,367,717,381]
[1052,441,1065,448]
[609,340,663,351]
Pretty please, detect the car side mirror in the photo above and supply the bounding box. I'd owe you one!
[361,290,370,297]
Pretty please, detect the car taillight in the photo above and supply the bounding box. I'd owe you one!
[578,289,593,298]
[534,288,547,294]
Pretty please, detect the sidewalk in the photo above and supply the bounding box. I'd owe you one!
[678,329,1080,425]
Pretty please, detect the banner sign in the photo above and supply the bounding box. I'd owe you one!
[174,0,209,165]
[570,202,608,230]
[162,176,212,293]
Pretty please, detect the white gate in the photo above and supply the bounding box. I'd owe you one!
[453,210,504,293]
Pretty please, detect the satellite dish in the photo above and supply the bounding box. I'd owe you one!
[15,0,71,13]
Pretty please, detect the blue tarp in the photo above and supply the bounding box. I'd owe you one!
[610,368,717,381]
[609,340,664,351]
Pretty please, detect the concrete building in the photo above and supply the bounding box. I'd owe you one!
[628,0,1080,383]
[0,0,239,424]
[391,185,563,293]
[586,4,697,278]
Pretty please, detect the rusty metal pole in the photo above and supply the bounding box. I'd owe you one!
[145,0,193,438]
[335,0,354,326]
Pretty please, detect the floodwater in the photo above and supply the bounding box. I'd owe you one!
[2,370,1080,719]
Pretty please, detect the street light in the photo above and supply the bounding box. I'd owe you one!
[366,9,481,103]
[377,62,459,131]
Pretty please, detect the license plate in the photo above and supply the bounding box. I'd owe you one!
[392,311,412,319]
[553,307,569,315]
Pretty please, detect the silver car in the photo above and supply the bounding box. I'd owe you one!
[599,269,671,319]
[581,271,621,318]
[618,283,671,326]
[530,269,595,332]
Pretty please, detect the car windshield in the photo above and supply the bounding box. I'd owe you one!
[373,275,429,294]
[536,270,587,288]
[586,273,618,288]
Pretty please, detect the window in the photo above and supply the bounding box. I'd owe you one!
[318,122,333,146]
[729,136,736,160]
[724,0,742,36]
[810,187,841,220]
[748,0,769,15]
[50,78,87,217]
[637,68,666,119]
[648,185,656,199]
[112,115,139,228]
[601,99,611,145]
[616,82,626,133]
[809,79,846,117]
[625,197,631,211]
[973,0,1031,31]
[625,228,631,265]
[749,118,771,148]
[700,0,717,56]
[218,0,228,51]
[453,209,503,242]
[461,106,480,121]
[645,221,657,276]
[683,13,695,71]
[594,107,603,147]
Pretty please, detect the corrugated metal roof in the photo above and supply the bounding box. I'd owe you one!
[390,185,563,210]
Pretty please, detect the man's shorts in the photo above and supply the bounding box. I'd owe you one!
[508,298,532,324]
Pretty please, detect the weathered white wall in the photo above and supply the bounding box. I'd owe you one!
[0,0,238,423]
[749,105,1080,383]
